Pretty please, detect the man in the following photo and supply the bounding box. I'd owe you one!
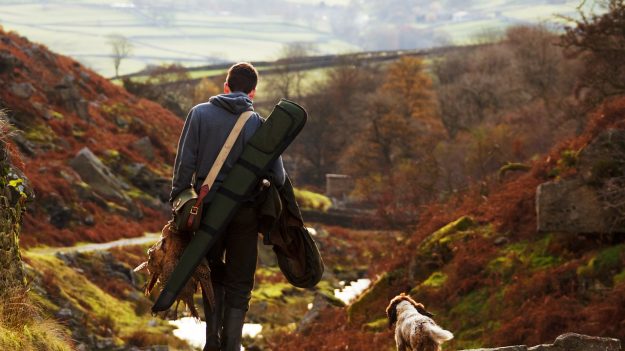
[170,62,285,351]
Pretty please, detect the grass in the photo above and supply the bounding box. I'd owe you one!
[293,188,332,212]
[23,252,182,347]
[0,288,73,351]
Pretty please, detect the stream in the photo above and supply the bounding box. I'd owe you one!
[170,278,372,349]
[30,231,374,349]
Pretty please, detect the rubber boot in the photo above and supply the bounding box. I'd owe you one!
[221,306,247,351]
[203,284,224,351]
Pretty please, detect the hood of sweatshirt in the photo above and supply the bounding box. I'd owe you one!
[209,91,254,114]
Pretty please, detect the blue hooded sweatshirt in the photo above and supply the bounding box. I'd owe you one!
[170,91,286,203]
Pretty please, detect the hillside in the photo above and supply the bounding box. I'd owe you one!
[273,97,625,349]
[0,28,183,248]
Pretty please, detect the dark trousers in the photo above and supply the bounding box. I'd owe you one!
[206,206,259,310]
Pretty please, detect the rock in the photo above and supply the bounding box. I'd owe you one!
[75,99,91,121]
[494,236,509,246]
[69,147,131,205]
[95,337,115,350]
[10,134,36,157]
[578,129,625,184]
[115,116,129,128]
[131,136,156,161]
[548,333,620,351]
[297,293,341,335]
[56,308,74,319]
[10,82,34,99]
[52,74,91,121]
[40,194,73,229]
[0,50,21,73]
[125,163,170,202]
[49,205,73,229]
[462,347,527,351]
[536,179,624,233]
[462,333,621,351]
[84,214,95,226]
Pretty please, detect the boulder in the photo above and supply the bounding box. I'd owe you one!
[578,129,625,184]
[52,74,91,121]
[462,347,527,351]
[0,50,21,73]
[296,293,342,335]
[546,333,620,351]
[131,136,156,161]
[536,179,623,233]
[10,82,34,99]
[126,163,170,202]
[461,333,621,351]
[69,147,131,205]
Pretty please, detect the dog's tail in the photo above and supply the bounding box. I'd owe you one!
[426,323,454,344]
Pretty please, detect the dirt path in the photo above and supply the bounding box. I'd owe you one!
[28,233,160,255]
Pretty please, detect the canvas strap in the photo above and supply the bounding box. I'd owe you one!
[201,110,254,192]
[187,110,254,227]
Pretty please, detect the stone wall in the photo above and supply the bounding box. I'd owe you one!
[461,333,621,351]
[0,113,31,293]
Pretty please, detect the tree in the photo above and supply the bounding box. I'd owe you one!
[344,57,444,222]
[265,42,315,101]
[107,34,133,77]
[562,0,625,108]
[288,62,382,185]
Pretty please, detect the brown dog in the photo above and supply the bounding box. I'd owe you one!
[386,293,453,351]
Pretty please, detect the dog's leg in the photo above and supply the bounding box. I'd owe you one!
[396,329,407,351]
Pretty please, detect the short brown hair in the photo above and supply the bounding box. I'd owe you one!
[226,62,258,94]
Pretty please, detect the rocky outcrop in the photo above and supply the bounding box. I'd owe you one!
[536,179,615,233]
[536,130,625,233]
[131,136,156,161]
[69,147,131,203]
[0,113,31,292]
[69,147,142,218]
[51,74,91,121]
[462,333,621,351]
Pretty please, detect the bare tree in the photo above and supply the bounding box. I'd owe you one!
[107,34,133,77]
[266,42,315,100]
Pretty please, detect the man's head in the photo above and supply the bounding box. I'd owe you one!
[224,62,258,99]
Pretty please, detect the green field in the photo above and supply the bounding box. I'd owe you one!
[0,0,597,78]
[0,1,359,77]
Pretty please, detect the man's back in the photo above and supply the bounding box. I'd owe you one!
[170,91,285,203]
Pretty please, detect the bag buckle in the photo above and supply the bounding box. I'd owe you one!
[190,206,199,215]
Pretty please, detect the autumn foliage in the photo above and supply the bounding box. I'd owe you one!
[0,28,183,247]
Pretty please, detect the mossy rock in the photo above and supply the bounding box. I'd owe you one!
[421,271,447,288]
[24,122,57,144]
[613,269,625,285]
[419,216,475,253]
[577,244,625,284]
[363,317,388,332]
[347,269,404,326]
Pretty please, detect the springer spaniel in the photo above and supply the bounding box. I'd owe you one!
[386,293,453,351]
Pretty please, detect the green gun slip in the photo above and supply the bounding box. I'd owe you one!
[152,99,307,312]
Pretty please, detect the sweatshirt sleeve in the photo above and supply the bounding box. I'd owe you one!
[271,156,286,187]
[170,108,200,203]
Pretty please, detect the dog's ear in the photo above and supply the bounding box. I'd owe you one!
[386,299,399,329]
[415,304,435,318]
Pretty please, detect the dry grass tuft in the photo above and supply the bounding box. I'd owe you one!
[0,287,73,351]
